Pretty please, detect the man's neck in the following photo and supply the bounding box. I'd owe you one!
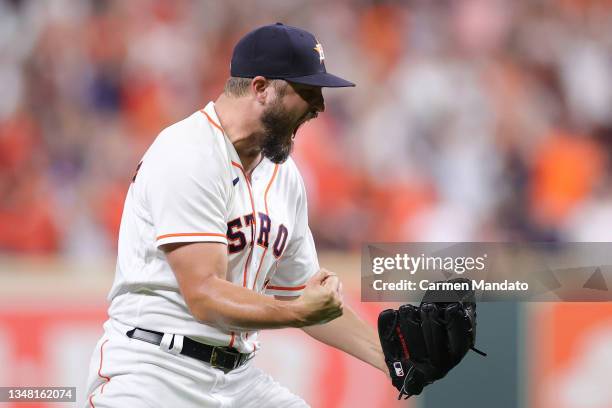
[213,94,263,174]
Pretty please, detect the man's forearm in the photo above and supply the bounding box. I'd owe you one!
[166,242,342,333]
[189,277,306,331]
[302,304,387,374]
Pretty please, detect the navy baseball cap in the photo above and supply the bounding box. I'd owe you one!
[230,23,355,88]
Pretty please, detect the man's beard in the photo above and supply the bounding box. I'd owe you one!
[260,101,301,164]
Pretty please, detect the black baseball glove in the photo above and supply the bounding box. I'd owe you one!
[377,277,486,399]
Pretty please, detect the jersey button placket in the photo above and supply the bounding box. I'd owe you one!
[245,169,259,290]
[249,168,264,288]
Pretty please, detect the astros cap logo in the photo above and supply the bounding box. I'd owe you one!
[313,42,325,63]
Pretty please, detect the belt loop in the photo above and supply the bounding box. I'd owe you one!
[160,333,173,353]
[160,333,183,355]
[172,334,184,354]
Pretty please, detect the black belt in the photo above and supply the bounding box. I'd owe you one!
[126,327,252,373]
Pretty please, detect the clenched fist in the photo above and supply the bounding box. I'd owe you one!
[294,268,344,326]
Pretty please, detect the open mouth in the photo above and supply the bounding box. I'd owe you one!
[292,110,318,137]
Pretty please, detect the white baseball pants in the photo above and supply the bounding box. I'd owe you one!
[84,319,309,408]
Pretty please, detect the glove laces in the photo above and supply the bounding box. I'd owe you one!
[398,365,415,400]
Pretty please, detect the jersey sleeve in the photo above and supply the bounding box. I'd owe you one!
[265,174,318,297]
[143,129,229,248]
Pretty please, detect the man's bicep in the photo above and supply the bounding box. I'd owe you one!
[163,242,228,307]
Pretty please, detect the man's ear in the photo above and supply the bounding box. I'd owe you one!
[251,76,269,105]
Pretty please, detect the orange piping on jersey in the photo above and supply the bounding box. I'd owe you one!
[98,339,110,391]
[156,232,227,241]
[264,164,279,214]
[200,109,225,134]
[252,164,279,291]
[232,161,257,287]
[266,284,307,291]
[88,339,110,407]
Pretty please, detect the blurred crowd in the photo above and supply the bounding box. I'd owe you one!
[1,0,611,258]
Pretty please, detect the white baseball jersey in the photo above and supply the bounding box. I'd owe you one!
[107,101,319,353]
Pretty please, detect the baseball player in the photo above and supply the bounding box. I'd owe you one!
[84,23,389,407]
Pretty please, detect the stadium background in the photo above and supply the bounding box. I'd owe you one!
[1,0,611,407]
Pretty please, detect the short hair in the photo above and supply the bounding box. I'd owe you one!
[224,77,252,97]
[223,77,288,98]
[273,79,288,98]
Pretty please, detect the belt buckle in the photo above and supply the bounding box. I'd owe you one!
[210,347,241,372]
